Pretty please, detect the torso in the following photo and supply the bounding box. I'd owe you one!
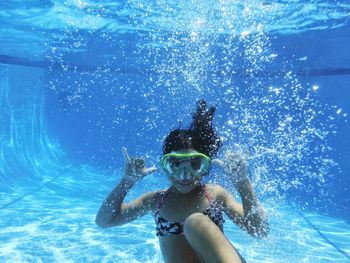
[152,184,224,263]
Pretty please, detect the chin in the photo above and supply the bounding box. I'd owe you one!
[174,181,199,193]
[175,186,194,193]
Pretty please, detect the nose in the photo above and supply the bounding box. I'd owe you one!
[178,167,191,180]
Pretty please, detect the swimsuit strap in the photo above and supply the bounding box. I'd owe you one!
[201,184,213,203]
[156,187,172,212]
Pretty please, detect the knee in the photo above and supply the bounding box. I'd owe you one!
[184,213,210,236]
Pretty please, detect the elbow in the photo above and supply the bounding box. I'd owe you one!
[95,219,108,229]
[246,219,270,238]
[96,222,110,229]
[251,225,269,238]
[95,215,124,228]
[95,216,112,229]
[247,226,269,238]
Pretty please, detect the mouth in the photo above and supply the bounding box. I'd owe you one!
[177,180,194,186]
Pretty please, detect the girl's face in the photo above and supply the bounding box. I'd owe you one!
[164,149,207,193]
[169,171,201,193]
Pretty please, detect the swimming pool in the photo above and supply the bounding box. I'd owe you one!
[1,1,350,262]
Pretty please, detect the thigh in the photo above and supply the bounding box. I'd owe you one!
[183,213,245,263]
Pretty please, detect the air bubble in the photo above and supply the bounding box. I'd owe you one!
[312,85,319,91]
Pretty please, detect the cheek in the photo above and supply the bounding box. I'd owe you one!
[168,177,176,184]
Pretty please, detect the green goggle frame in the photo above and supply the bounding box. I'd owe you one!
[160,152,211,178]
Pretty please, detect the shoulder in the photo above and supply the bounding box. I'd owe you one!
[154,187,170,198]
[205,184,230,201]
[141,188,169,211]
[204,184,242,217]
[142,188,168,199]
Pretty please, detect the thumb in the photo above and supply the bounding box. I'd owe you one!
[142,166,158,175]
[122,146,131,163]
[211,159,224,168]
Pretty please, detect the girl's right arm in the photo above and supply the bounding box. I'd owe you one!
[95,178,156,228]
[95,147,157,228]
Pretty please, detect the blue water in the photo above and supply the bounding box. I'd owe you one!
[1,0,350,262]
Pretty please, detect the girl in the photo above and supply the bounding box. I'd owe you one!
[96,100,268,263]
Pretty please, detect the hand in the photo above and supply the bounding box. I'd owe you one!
[212,151,248,186]
[122,147,157,183]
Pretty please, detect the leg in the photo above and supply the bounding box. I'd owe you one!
[183,213,245,263]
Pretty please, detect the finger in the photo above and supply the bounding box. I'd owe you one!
[122,147,131,163]
[211,159,224,167]
[142,166,157,175]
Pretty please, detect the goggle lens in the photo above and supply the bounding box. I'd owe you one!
[161,153,210,177]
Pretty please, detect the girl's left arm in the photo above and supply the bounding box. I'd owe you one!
[215,183,269,238]
[212,153,269,238]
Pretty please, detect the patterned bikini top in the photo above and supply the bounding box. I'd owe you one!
[154,184,225,237]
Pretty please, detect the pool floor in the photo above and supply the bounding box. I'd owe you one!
[0,166,349,262]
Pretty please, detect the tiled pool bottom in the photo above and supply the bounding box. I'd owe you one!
[0,168,349,262]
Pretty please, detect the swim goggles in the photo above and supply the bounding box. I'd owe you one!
[160,152,211,178]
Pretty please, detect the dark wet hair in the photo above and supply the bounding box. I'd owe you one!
[163,100,223,158]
